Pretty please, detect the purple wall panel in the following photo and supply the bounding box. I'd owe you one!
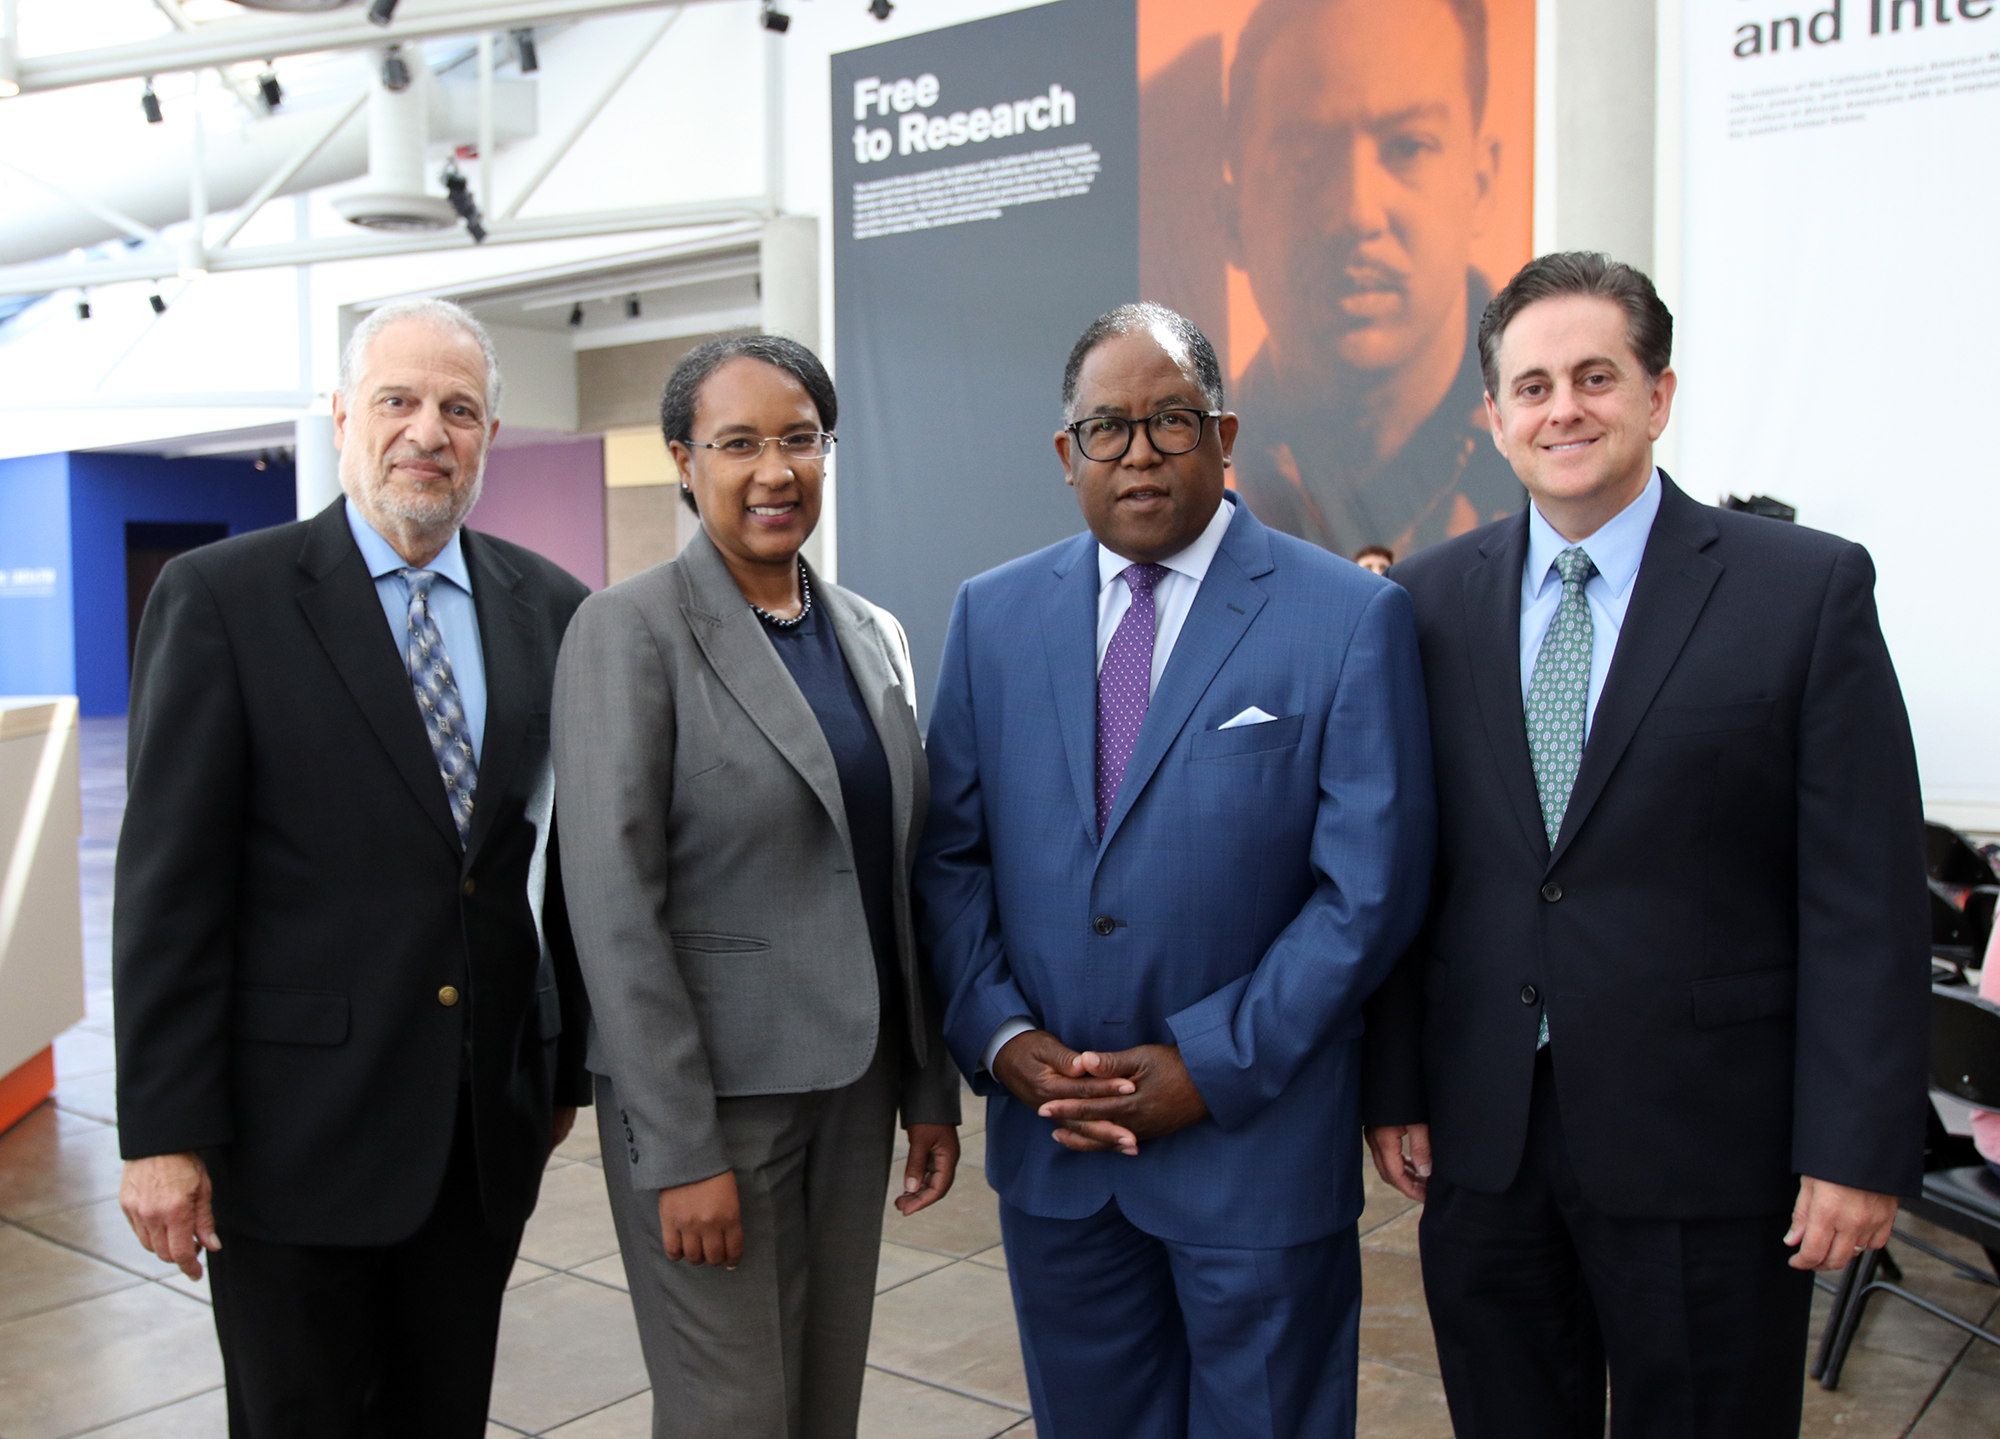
[467,438,606,591]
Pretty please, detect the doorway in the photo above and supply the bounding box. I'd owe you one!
[125,521,228,673]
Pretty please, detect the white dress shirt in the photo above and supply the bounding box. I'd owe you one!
[345,498,488,763]
[982,493,1238,1074]
[1518,469,1662,738]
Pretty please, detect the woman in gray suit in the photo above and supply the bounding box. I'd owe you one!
[552,335,960,1438]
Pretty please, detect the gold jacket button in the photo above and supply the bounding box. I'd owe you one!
[438,985,460,1007]
[461,878,476,898]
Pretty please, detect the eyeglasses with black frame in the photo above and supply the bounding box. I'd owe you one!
[1065,408,1222,463]
[683,431,836,463]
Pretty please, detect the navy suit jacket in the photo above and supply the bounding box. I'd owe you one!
[916,498,1435,1248]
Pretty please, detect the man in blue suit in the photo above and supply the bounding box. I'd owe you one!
[916,303,1435,1437]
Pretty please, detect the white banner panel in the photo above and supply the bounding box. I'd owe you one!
[1679,0,2000,830]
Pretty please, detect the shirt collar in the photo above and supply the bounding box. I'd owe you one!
[1097,491,1236,593]
[1524,468,1662,599]
[345,497,473,596]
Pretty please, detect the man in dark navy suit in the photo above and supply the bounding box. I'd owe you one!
[1363,253,1930,1438]
[918,303,1434,1437]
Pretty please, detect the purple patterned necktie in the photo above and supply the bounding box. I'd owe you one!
[1096,562,1170,835]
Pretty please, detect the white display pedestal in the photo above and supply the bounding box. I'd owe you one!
[0,697,85,1132]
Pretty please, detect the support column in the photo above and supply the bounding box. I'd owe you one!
[294,412,342,519]
[760,215,829,575]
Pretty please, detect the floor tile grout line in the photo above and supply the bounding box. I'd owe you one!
[862,1361,1032,1415]
[58,1381,228,1436]
[501,1382,648,1437]
[873,1253,963,1296]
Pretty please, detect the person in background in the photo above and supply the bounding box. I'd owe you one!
[1977,921,2000,1178]
[552,334,960,1439]
[917,302,1433,1437]
[1354,544,1395,575]
[115,298,591,1438]
[1226,0,1523,557]
[1364,252,1930,1438]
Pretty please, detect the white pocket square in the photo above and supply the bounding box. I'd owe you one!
[1218,706,1280,730]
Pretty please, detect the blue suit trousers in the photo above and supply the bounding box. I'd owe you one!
[999,1197,1360,1439]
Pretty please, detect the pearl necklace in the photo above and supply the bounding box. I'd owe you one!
[751,560,813,629]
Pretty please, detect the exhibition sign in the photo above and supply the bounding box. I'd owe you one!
[832,0,1536,706]
[1679,0,2000,821]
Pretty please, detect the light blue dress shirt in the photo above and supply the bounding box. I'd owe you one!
[345,498,487,764]
[1519,469,1662,739]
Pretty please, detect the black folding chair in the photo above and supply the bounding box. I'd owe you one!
[1811,984,2000,1389]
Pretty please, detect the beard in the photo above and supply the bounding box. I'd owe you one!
[346,448,485,535]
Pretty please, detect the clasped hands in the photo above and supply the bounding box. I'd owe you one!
[992,1029,1208,1155]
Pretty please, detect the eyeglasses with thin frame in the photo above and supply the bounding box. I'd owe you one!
[683,431,836,463]
[1065,408,1222,463]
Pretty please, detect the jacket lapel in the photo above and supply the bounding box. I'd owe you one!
[822,581,917,871]
[1461,513,1551,864]
[461,529,535,867]
[676,531,853,857]
[293,501,460,853]
[1098,500,1270,854]
[1040,533,1105,843]
[1549,475,1721,867]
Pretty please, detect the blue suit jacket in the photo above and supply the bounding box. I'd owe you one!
[916,498,1435,1248]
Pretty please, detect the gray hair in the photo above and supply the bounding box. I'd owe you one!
[340,298,504,418]
[1061,302,1225,421]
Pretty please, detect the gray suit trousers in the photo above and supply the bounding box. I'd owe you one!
[595,1037,901,1439]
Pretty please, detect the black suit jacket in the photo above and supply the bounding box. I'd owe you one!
[114,500,592,1246]
[1363,475,1930,1218]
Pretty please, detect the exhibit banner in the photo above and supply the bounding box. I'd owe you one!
[833,0,1536,704]
[1678,0,2000,822]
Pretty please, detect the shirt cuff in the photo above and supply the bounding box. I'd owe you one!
[981,1016,1037,1076]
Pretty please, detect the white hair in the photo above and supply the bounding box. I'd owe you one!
[340,298,504,418]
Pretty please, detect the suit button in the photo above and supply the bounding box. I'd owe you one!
[462,878,476,898]
[1540,882,1562,902]
[1092,916,1116,936]
[1520,984,1540,1006]
[438,985,460,1007]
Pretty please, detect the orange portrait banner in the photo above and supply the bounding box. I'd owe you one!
[1137,0,1535,562]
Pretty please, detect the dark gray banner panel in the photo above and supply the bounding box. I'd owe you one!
[831,0,1138,714]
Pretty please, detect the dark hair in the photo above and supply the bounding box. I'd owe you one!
[1228,0,1489,163]
[659,333,838,514]
[1353,544,1395,564]
[1476,251,1674,398]
[1061,302,1225,420]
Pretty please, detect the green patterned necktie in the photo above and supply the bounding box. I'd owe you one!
[1524,546,1595,1049]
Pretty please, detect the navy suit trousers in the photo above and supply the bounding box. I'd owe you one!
[999,1196,1360,1439]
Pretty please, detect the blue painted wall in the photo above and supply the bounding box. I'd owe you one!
[0,454,76,698]
[65,453,295,715]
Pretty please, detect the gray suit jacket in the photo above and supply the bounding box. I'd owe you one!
[553,530,959,1192]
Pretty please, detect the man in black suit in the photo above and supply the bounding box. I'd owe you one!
[114,298,591,1438]
[1362,252,1930,1437]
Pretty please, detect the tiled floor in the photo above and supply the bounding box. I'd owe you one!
[1,716,1994,1437]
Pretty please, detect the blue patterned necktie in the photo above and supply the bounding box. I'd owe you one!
[1523,545,1596,1047]
[399,568,478,845]
[1095,562,1170,836]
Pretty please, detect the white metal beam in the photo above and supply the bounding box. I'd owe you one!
[10,0,726,94]
[0,157,163,247]
[0,197,771,296]
[209,88,371,251]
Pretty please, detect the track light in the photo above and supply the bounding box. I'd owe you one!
[868,0,893,18]
[512,28,539,74]
[568,303,584,328]
[442,165,486,243]
[625,294,641,319]
[148,293,167,315]
[759,4,791,33]
[140,78,163,124]
[381,46,411,92]
[258,65,283,110]
[368,0,398,26]
[76,295,91,321]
